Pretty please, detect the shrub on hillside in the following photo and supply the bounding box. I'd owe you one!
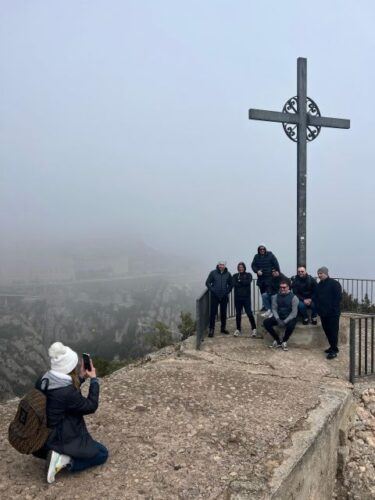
[148,321,173,350]
[178,311,196,340]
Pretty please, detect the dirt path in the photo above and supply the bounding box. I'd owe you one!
[0,319,351,499]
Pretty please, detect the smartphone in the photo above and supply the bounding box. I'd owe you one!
[82,352,91,371]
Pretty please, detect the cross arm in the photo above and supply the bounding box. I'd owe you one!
[308,115,350,129]
[249,108,299,125]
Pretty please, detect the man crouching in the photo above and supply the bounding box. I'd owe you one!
[263,281,299,351]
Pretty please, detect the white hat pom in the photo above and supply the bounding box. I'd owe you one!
[49,342,67,358]
[48,341,79,374]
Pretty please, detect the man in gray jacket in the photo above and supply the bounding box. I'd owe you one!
[263,280,299,351]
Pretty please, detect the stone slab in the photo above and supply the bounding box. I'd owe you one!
[256,312,348,349]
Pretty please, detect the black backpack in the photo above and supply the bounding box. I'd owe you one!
[8,379,51,454]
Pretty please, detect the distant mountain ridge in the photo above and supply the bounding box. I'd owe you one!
[0,236,200,285]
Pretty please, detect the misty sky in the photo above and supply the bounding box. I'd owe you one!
[0,1,373,278]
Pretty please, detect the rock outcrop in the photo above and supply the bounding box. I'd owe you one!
[338,385,375,499]
[0,277,198,400]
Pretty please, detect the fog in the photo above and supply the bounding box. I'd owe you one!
[0,1,373,282]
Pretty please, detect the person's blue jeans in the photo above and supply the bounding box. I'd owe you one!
[70,441,108,473]
[298,300,317,319]
[261,292,272,311]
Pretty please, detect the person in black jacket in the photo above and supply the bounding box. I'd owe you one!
[232,262,257,337]
[205,261,233,337]
[268,269,290,295]
[291,266,318,325]
[251,245,280,316]
[314,267,342,359]
[260,269,290,319]
[34,342,108,483]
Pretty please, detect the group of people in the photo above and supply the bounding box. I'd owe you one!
[205,245,342,359]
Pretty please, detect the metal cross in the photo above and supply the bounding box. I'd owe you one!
[248,57,350,268]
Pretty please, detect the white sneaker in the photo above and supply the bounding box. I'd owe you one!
[281,342,288,351]
[47,451,72,484]
[266,310,273,318]
[260,310,268,317]
[269,340,281,348]
[251,329,257,338]
[233,329,241,337]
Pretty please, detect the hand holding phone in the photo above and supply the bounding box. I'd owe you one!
[82,353,97,378]
[82,353,91,371]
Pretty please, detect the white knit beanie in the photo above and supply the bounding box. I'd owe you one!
[48,342,79,374]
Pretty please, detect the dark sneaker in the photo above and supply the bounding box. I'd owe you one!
[208,329,214,338]
[327,352,337,360]
[311,318,318,325]
[221,329,230,335]
[324,347,339,354]
[302,318,309,325]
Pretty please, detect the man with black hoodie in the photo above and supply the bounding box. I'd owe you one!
[206,261,233,337]
[251,245,280,316]
[232,262,257,337]
[291,266,318,325]
[314,266,342,359]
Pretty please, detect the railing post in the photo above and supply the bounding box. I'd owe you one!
[196,298,201,350]
[349,318,356,384]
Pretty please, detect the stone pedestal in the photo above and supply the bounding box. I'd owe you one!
[256,312,347,349]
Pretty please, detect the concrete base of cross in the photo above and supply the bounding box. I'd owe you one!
[256,312,348,349]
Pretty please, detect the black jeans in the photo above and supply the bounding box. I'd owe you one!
[263,316,298,343]
[209,295,228,330]
[320,315,340,351]
[235,297,256,330]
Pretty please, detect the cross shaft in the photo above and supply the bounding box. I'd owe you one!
[248,57,350,268]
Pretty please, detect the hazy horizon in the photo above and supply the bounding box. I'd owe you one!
[1,1,374,280]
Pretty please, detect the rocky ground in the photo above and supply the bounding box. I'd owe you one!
[336,384,375,500]
[0,318,352,499]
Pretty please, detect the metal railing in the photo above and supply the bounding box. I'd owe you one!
[336,278,375,313]
[195,283,261,350]
[350,316,375,383]
[196,277,375,350]
[196,288,210,349]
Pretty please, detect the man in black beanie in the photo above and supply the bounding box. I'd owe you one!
[314,267,342,359]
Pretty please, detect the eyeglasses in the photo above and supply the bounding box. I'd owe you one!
[280,286,288,290]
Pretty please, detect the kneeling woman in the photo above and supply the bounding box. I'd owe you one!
[35,342,108,483]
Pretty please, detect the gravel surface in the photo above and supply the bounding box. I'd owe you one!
[0,318,351,499]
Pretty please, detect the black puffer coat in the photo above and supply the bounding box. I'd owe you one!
[291,274,317,300]
[206,266,233,300]
[38,374,100,459]
[251,247,280,284]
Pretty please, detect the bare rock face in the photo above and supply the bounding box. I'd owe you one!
[339,386,375,499]
[0,278,197,400]
[0,315,48,401]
